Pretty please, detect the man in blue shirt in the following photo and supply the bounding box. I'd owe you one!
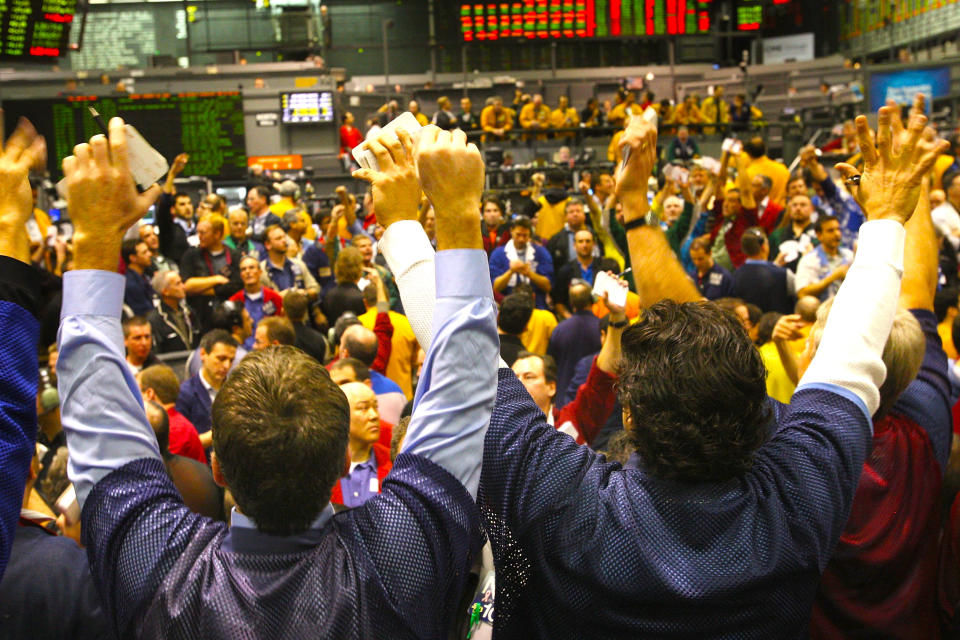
[474,105,950,636]
[56,118,499,638]
[490,215,554,309]
[122,238,155,316]
[689,236,733,300]
[260,224,319,300]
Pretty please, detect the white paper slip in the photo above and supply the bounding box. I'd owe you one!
[124,124,170,188]
[592,270,628,309]
[352,111,423,172]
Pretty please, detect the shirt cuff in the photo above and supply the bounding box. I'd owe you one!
[379,220,434,276]
[852,219,905,276]
[436,250,494,299]
[62,270,125,319]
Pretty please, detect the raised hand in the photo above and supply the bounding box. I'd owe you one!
[352,128,421,229]
[62,117,163,271]
[615,113,658,218]
[415,126,484,250]
[835,97,949,225]
[0,116,46,263]
[772,314,805,342]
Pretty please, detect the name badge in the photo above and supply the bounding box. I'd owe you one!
[368,477,379,493]
[709,272,723,286]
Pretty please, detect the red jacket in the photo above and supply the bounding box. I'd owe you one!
[325,311,393,375]
[552,357,617,446]
[708,199,759,269]
[330,441,393,506]
[228,287,284,318]
[167,407,207,465]
[757,201,784,235]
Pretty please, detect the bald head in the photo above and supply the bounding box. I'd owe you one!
[569,282,594,312]
[795,296,821,323]
[340,324,378,366]
[341,381,375,406]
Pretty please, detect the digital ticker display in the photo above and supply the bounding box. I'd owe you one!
[281,91,334,124]
[0,0,78,60]
[459,0,712,40]
[1,92,248,179]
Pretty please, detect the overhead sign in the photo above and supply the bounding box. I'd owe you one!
[247,155,303,171]
[762,33,815,64]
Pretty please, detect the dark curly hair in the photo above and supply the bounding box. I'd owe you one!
[618,299,771,482]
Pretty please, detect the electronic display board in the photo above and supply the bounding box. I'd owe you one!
[0,0,78,60]
[2,92,248,179]
[459,0,712,40]
[869,67,951,112]
[280,91,334,124]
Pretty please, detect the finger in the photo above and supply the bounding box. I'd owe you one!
[887,101,905,141]
[417,125,440,153]
[136,183,163,210]
[352,168,378,183]
[18,134,47,173]
[467,142,480,158]
[451,128,467,147]
[366,139,395,172]
[108,117,128,168]
[376,132,406,167]
[913,139,951,178]
[901,107,927,160]
[396,127,415,161]
[3,117,37,162]
[90,134,110,168]
[910,93,926,119]
[436,129,452,147]
[854,115,877,166]
[61,155,77,178]
[834,163,861,198]
[876,106,893,159]
[73,142,92,168]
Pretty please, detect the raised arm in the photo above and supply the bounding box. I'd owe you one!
[615,115,702,306]
[57,120,166,507]
[0,118,46,580]
[802,101,950,417]
[355,129,437,351]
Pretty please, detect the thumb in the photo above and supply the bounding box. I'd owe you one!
[352,168,376,183]
[137,183,163,210]
[834,163,859,180]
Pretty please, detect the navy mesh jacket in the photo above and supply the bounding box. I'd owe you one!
[82,452,481,639]
[478,370,871,639]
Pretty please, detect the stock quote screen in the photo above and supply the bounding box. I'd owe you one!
[459,0,712,40]
[0,0,77,60]
[2,92,248,179]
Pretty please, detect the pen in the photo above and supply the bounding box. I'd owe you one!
[88,106,112,161]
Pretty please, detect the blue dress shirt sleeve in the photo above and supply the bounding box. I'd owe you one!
[400,249,499,498]
[58,270,161,507]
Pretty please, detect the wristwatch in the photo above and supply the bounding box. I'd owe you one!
[622,217,646,232]
[608,318,629,329]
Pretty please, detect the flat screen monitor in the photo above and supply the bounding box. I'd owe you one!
[869,67,951,113]
[280,91,334,124]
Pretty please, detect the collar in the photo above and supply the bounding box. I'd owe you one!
[245,289,263,300]
[545,404,555,426]
[760,196,770,210]
[267,255,289,272]
[223,504,336,554]
[199,369,217,394]
[744,259,768,264]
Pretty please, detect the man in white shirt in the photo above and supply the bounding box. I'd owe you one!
[932,170,960,249]
[796,214,855,301]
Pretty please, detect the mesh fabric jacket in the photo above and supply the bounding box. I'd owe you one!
[478,370,871,639]
[83,452,481,639]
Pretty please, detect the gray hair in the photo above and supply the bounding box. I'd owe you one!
[151,269,175,296]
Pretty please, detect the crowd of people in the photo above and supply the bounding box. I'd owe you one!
[3,89,960,639]
[340,87,767,159]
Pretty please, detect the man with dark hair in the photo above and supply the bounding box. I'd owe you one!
[545,197,597,270]
[246,185,281,243]
[253,316,296,350]
[796,214,854,301]
[57,119,499,637]
[138,365,206,465]
[490,215,554,309]
[731,226,796,314]
[689,236,733,300]
[551,228,602,319]
[122,316,158,374]
[769,193,819,272]
[122,238,155,316]
[547,280,601,406]
[471,104,947,635]
[283,289,327,362]
[261,224,318,299]
[176,330,239,448]
[185,300,251,378]
[143,400,223,520]
[148,269,197,354]
[497,292,534,367]
[154,153,194,263]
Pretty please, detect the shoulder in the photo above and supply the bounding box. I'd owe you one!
[228,290,243,303]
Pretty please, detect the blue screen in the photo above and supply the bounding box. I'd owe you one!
[869,67,951,112]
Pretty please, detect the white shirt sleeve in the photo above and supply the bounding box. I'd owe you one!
[794,251,820,292]
[378,221,437,351]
